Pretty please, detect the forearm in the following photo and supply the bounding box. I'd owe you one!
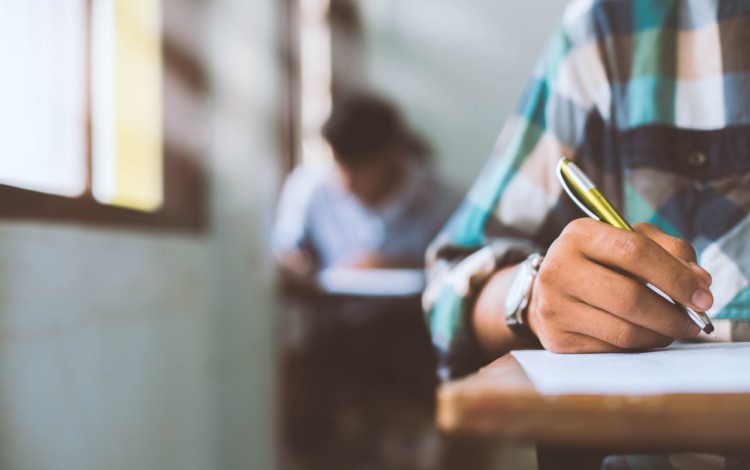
[472,263,541,359]
[335,252,423,270]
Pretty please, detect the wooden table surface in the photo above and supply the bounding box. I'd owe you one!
[437,354,750,453]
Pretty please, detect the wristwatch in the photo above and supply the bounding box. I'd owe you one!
[504,253,544,342]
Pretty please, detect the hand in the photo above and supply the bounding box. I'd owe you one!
[335,252,424,269]
[527,219,714,353]
[335,252,387,269]
[279,250,317,278]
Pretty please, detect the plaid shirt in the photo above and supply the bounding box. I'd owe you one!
[424,0,750,382]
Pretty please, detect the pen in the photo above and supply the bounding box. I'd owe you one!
[556,157,715,336]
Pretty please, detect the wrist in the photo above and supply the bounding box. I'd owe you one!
[504,253,544,345]
[471,258,543,359]
[472,266,525,356]
[525,274,542,341]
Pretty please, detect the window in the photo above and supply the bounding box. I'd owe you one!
[279,0,365,171]
[299,0,334,166]
[0,0,87,197]
[0,0,206,231]
[92,0,163,211]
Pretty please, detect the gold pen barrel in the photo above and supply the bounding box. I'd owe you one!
[584,189,633,231]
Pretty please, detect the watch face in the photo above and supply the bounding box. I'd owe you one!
[504,261,531,320]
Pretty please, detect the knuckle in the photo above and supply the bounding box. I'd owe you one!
[533,294,557,321]
[614,233,648,262]
[561,219,593,243]
[634,222,659,234]
[544,333,572,354]
[610,281,640,315]
[536,261,558,288]
[558,225,575,244]
[535,258,564,292]
[536,261,553,282]
[667,238,696,261]
[612,325,638,349]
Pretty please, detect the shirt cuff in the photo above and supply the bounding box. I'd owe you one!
[424,238,541,380]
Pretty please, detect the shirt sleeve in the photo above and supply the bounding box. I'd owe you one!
[270,164,322,264]
[423,6,612,380]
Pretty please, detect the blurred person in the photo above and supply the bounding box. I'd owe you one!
[272,93,460,279]
[424,1,749,468]
[275,94,474,469]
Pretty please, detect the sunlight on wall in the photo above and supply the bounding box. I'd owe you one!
[93,0,163,212]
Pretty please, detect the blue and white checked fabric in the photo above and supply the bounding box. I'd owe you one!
[424,0,750,381]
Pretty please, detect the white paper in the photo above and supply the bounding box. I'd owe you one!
[316,268,425,297]
[511,342,750,395]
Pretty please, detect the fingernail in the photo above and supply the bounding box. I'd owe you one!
[692,288,713,311]
[687,323,701,337]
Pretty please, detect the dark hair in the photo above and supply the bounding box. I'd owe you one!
[323,93,416,166]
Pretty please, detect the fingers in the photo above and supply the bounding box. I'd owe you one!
[556,300,676,350]
[634,223,697,263]
[634,223,712,286]
[534,299,674,353]
[529,275,685,354]
[563,261,701,339]
[543,330,627,354]
[688,263,713,287]
[562,219,714,313]
[529,219,714,355]
[532,296,675,353]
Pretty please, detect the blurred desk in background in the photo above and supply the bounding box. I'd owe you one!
[279,268,433,385]
[277,267,495,469]
[278,269,496,470]
[437,353,750,470]
[315,267,425,298]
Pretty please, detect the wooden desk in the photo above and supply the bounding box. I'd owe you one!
[438,354,750,459]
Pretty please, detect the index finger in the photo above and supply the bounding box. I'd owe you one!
[566,219,714,313]
[634,223,712,287]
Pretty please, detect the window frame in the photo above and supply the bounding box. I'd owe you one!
[279,0,302,177]
[0,0,208,233]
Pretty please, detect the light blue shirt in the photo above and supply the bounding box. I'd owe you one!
[272,163,461,269]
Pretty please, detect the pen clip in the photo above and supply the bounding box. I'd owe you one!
[555,158,601,221]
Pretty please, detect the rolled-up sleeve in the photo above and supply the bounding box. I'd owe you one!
[271,164,322,263]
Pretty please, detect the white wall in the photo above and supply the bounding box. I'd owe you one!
[207,0,280,467]
[358,0,570,189]
[0,226,214,470]
[0,0,280,469]
[0,2,574,468]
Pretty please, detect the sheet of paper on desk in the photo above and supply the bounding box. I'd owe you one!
[511,342,750,395]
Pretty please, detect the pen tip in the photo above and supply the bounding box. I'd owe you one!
[703,324,715,336]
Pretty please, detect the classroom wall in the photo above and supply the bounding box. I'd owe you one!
[0,0,279,468]
[0,226,214,470]
[207,0,280,467]
[357,0,570,190]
